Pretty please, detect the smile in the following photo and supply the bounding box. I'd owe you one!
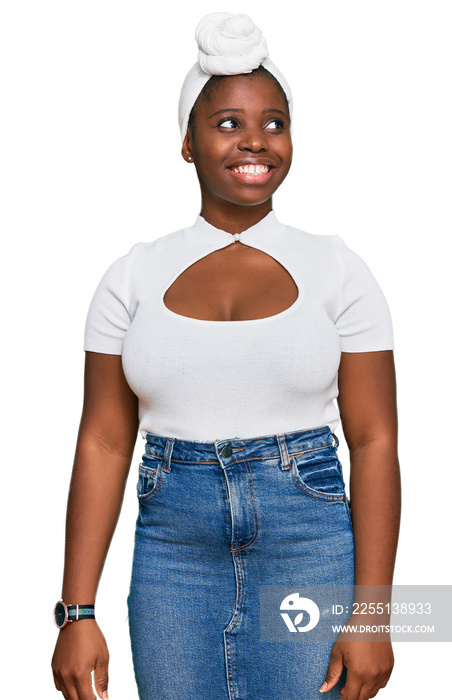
[226,162,275,184]
[231,164,271,174]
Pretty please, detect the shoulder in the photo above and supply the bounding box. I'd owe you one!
[125,226,188,257]
[101,226,188,276]
[282,221,342,250]
[282,223,375,272]
[279,222,347,273]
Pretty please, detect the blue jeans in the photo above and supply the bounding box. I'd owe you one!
[127,425,355,699]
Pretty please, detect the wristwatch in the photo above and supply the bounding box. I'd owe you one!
[54,599,95,629]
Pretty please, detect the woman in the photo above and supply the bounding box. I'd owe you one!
[51,12,401,700]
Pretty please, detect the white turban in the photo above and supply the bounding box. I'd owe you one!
[178,12,293,143]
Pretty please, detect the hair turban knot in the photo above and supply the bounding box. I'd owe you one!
[178,12,292,143]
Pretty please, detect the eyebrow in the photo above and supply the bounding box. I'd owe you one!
[208,108,289,119]
[208,108,244,118]
[263,109,288,118]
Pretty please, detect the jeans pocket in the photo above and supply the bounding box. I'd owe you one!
[137,456,164,503]
[290,445,346,502]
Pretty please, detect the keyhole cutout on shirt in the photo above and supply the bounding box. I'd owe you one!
[163,242,299,322]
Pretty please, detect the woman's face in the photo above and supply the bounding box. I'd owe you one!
[182,72,293,213]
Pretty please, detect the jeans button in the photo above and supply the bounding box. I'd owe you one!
[221,445,233,458]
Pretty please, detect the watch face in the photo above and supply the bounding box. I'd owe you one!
[54,601,67,628]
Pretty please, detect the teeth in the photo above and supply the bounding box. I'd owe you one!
[232,164,270,174]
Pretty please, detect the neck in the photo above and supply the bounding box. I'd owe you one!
[199,199,273,234]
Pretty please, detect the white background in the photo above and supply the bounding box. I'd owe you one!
[1,1,451,697]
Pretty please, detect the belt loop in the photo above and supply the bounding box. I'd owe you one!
[277,434,291,470]
[163,437,175,472]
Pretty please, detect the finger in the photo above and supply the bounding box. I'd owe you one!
[73,676,96,700]
[52,671,62,692]
[58,678,85,700]
[337,676,364,700]
[357,676,389,700]
[94,656,109,699]
[357,684,376,700]
[319,649,344,693]
[54,675,81,700]
[350,668,392,700]
[342,676,392,700]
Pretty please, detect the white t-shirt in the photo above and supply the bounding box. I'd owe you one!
[84,211,394,440]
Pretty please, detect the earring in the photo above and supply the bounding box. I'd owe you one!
[187,156,193,162]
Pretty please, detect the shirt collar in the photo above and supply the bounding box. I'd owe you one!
[185,210,286,244]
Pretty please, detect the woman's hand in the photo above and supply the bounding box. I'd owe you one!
[319,620,394,699]
[51,620,109,700]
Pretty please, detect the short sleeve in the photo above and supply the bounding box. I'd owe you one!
[83,243,141,354]
[334,235,394,352]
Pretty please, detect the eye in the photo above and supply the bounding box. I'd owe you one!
[217,118,239,129]
[265,118,285,130]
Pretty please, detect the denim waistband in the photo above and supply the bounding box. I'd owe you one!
[143,425,339,469]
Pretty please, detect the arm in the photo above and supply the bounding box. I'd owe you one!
[339,350,401,588]
[52,352,139,700]
[320,350,401,699]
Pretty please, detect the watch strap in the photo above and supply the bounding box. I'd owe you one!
[67,604,95,622]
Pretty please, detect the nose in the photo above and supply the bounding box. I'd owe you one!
[237,124,269,154]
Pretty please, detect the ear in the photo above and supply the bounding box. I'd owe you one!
[181,129,194,163]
